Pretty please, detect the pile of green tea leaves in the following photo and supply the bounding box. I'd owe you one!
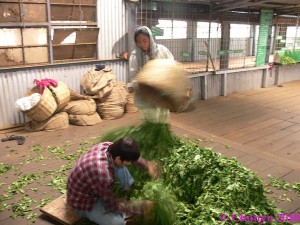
[101,122,292,225]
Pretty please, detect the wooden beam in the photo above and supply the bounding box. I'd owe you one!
[215,0,281,12]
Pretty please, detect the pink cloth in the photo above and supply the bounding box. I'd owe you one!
[33,78,58,94]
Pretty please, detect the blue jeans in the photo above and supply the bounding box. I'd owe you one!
[79,200,125,225]
[78,167,134,225]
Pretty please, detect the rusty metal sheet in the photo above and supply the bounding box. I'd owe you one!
[76,28,98,43]
[0,3,20,23]
[23,28,48,46]
[50,0,96,4]
[0,0,46,2]
[22,4,47,22]
[24,47,48,64]
[53,45,74,60]
[52,28,98,44]
[73,44,96,58]
[0,48,23,67]
[52,29,77,45]
[51,5,96,21]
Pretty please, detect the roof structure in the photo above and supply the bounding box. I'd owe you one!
[154,0,300,15]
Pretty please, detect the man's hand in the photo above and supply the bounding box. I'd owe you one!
[147,161,159,180]
[142,200,154,219]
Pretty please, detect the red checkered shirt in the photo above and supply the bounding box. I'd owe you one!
[67,142,139,215]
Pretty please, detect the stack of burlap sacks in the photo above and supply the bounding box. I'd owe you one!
[63,94,102,126]
[80,66,138,120]
[21,66,138,132]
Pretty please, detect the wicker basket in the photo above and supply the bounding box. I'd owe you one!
[136,59,189,110]
[23,86,57,121]
[170,88,193,112]
[48,81,70,112]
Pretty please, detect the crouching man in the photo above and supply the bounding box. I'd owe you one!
[67,137,154,225]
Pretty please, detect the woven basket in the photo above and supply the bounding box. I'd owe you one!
[170,88,193,112]
[136,59,189,110]
[23,86,57,122]
[48,81,70,112]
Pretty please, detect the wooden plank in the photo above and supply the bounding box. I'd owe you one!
[40,194,82,225]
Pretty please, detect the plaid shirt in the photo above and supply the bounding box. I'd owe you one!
[67,142,139,214]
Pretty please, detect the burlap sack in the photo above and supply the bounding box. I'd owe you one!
[64,99,96,115]
[69,112,102,126]
[136,59,189,111]
[125,93,138,113]
[69,89,92,101]
[80,66,116,98]
[96,82,128,120]
[48,81,71,112]
[25,112,69,132]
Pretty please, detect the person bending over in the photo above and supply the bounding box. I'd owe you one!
[67,137,154,225]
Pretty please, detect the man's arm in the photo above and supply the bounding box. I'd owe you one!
[135,157,158,179]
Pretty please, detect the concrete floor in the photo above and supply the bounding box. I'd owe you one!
[1,80,300,225]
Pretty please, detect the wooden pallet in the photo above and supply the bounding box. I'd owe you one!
[40,194,82,225]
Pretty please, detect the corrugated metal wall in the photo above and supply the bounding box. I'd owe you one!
[226,71,263,95]
[276,64,300,84]
[97,0,127,60]
[188,77,202,100]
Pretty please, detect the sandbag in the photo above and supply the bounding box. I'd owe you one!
[80,66,116,98]
[25,112,69,132]
[69,112,102,126]
[69,89,92,101]
[135,59,189,111]
[64,99,96,115]
[96,82,128,120]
